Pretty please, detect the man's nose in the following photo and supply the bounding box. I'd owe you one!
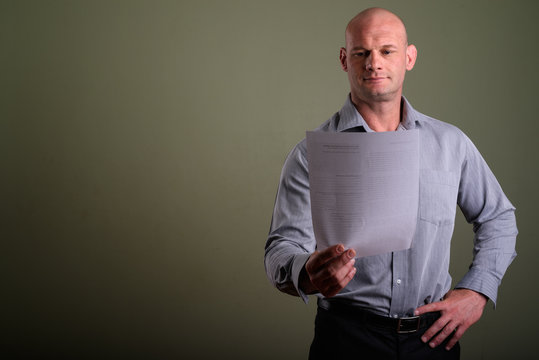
[365,52,381,70]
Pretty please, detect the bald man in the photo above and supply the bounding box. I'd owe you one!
[265,8,517,360]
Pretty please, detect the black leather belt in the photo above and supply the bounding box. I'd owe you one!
[318,299,440,334]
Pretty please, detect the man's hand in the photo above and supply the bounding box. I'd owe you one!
[414,289,488,350]
[299,244,356,297]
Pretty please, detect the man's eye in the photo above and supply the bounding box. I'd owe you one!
[382,50,392,55]
[354,51,370,57]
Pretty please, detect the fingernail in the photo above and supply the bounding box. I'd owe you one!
[445,346,451,351]
[429,342,436,348]
[421,336,427,343]
[337,245,344,253]
[414,310,419,316]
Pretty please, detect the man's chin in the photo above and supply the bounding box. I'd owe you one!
[362,91,396,102]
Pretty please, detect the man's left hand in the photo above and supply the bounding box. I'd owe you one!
[414,289,488,350]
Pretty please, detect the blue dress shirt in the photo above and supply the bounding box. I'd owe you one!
[265,95,517,317]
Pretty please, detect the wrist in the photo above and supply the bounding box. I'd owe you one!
[299,266,317,295]
[454,288,489,306]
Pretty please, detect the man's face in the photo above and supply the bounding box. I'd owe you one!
[340,13,416,105]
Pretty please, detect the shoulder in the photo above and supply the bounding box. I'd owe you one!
[313,110,341,133]
[286,110,341,164]
[412,109,476,169]
[416,111,470,148]
[419,112,464,135]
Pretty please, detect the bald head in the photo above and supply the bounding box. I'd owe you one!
[339,7,417,111]
[345,8,408,48]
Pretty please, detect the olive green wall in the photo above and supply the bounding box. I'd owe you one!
[2,0,537,359]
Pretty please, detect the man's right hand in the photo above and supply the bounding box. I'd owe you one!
[299,244,357,297]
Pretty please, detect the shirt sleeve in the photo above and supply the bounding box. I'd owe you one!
[454,134,518,306]
[264,141,317,303]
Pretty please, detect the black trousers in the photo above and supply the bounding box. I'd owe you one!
[309,305,460,360]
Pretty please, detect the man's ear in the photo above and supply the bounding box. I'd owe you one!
[339,47,348,71]
[406,44,417,71]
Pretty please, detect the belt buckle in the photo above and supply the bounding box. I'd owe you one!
[396,316,420,334]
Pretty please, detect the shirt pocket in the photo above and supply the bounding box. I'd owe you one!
[419,169,459,226]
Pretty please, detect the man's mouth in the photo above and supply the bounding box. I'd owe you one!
[364,76,387,81]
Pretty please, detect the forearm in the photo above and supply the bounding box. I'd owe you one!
[264,237,312,300]
[455,209,517,305]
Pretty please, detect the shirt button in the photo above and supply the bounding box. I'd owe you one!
[396,279,402,285]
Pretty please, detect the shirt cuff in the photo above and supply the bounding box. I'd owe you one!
[291,252,313,303]
[455,266,500,307]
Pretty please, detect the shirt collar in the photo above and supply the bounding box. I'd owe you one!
[335,94,422,132]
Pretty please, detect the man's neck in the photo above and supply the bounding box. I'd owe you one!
[351,95,402,132]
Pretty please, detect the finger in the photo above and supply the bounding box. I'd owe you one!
[316,256,355,287]
[429,320,458,348]
[421,316,449,345]
[318,249,356,280]
[307,244,346,270]
[332,258,356,285]
[322,266,356,297]
[445,326,466,350]
[318,260,356,297]
[345,263,357,281]
[414,300,443,316]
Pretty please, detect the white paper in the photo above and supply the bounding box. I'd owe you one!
[307,130,419,257]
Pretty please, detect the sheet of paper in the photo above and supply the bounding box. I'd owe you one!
[307,130,419,257]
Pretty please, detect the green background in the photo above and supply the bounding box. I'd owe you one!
[2,0,537,358]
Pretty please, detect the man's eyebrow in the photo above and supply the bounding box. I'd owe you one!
[350,44,398,51]
[380,44,398,49]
